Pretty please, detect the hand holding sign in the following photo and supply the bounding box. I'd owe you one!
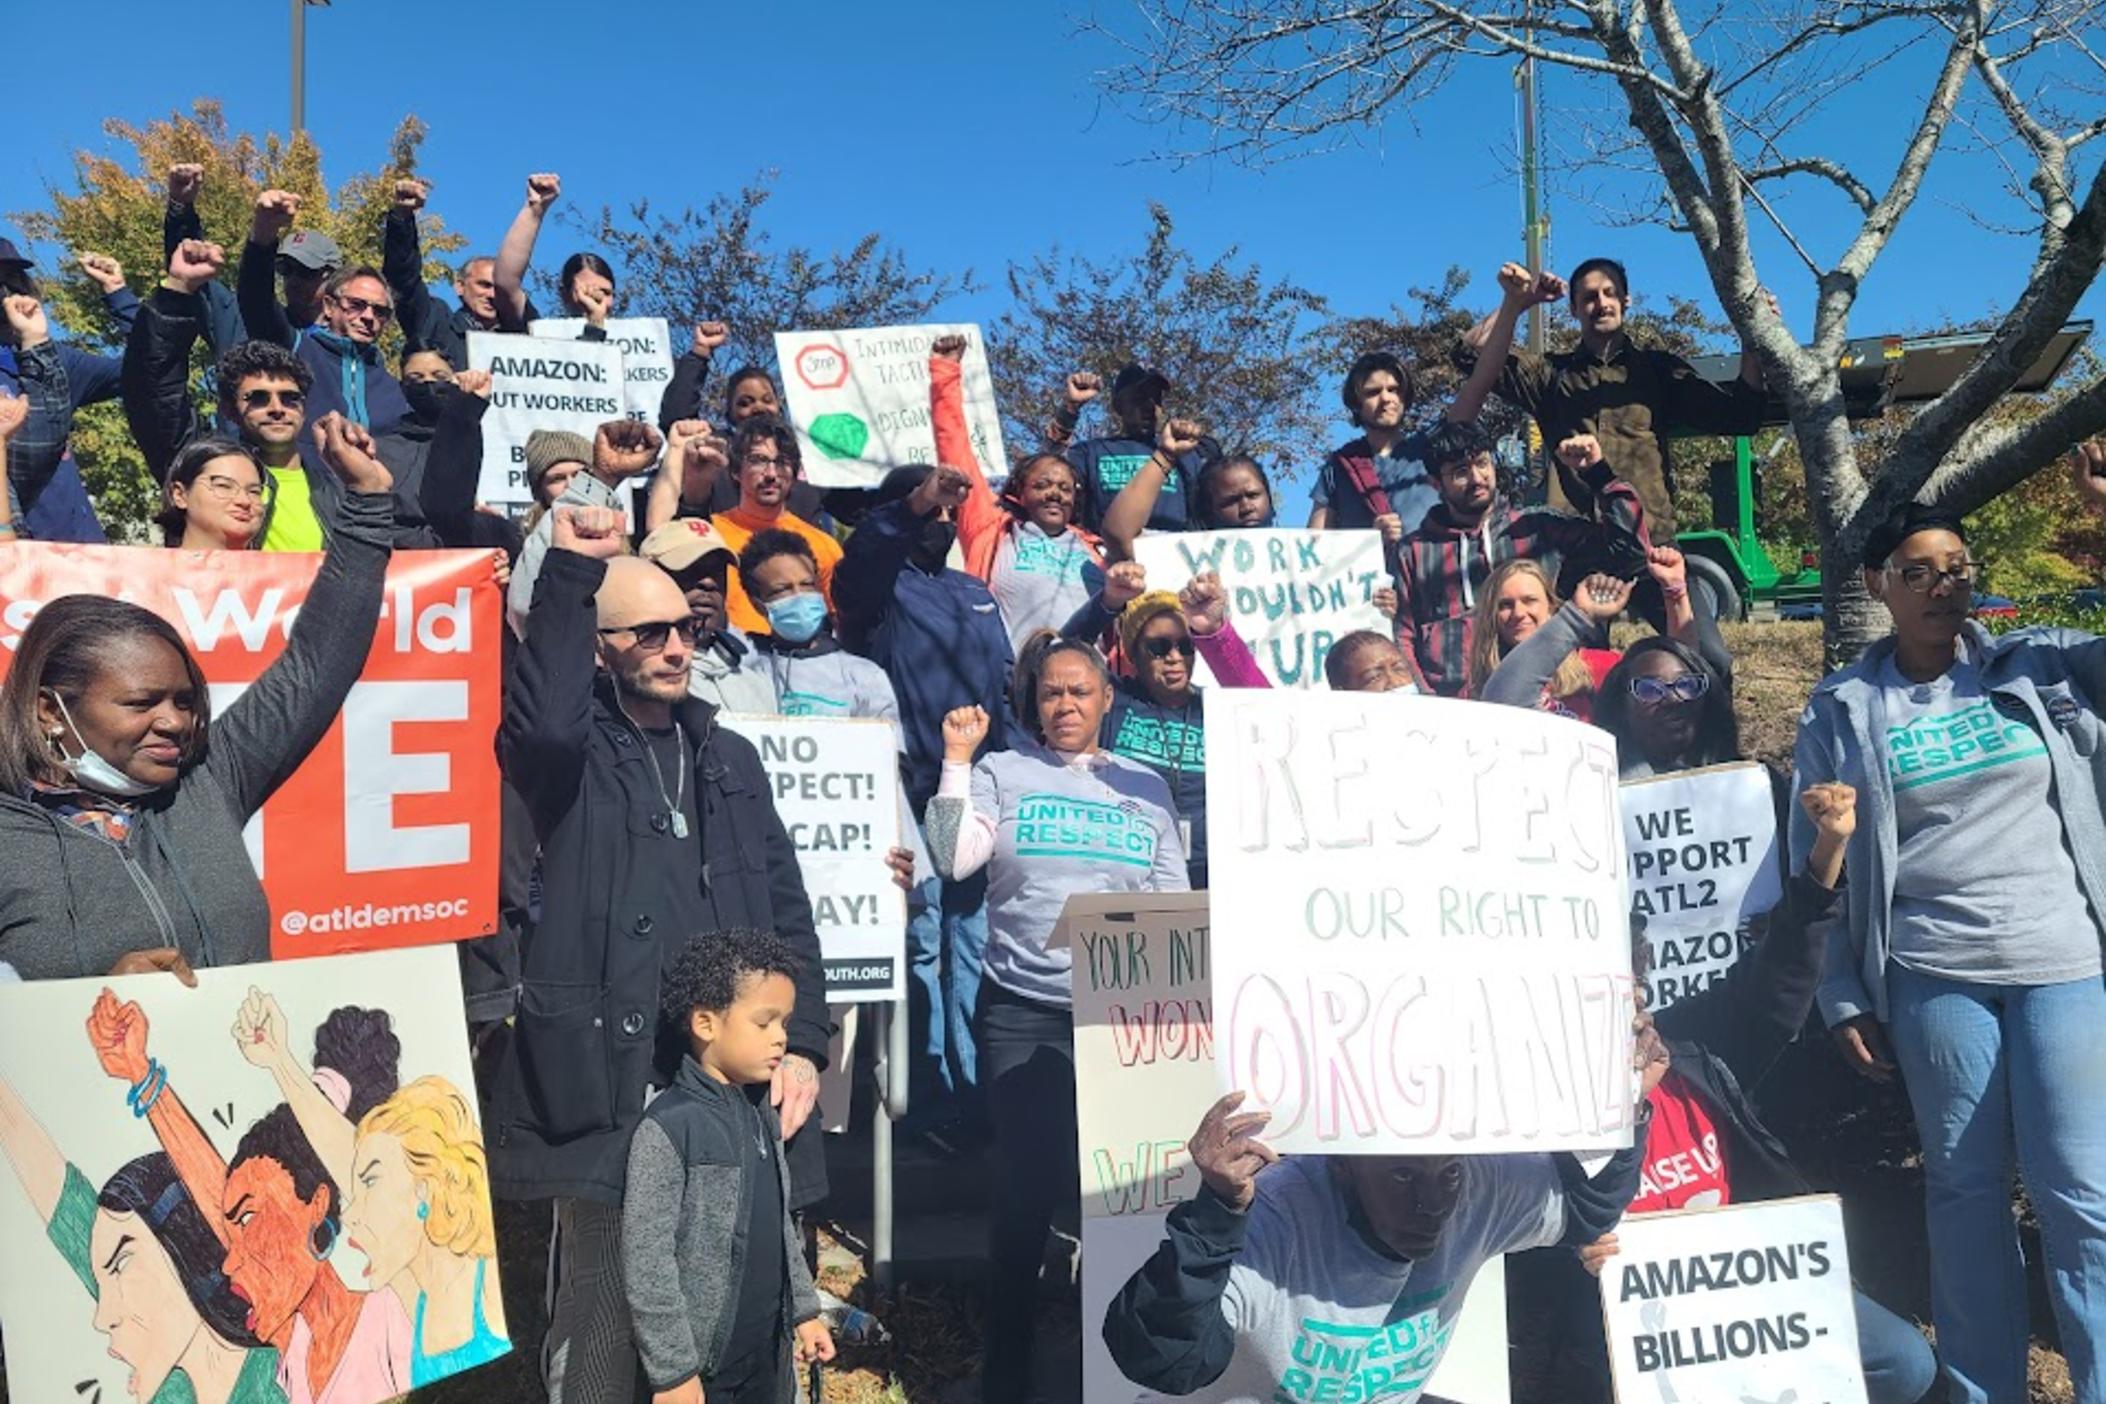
[103,949,197,989]
[594,419,663,480]
[1374,511,1403,545]
[1189,1091,1278,1213]
[942,705,990,762]
[1634,1008,1670,1097]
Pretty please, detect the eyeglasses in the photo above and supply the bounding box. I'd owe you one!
[1630,673,1710,705]
[742,455,787,473]
[1886,561,1983,594]
[597,618,702,652]
[197,474,267,503]
[241,388,305,410]
[326,292,394,324]
[1142,637,1195,660]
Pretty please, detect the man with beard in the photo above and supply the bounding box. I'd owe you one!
[710,415,844,637]
[1395,423,1648,697]
[1453,259,1769,540]
[496,503,829,1404]
[837,461,1016,1117]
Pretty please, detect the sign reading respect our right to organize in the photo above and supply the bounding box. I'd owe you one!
[1600,1196,1869,1404]
[1202,688,1637,1156]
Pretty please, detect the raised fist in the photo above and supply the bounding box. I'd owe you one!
[594,419,664,479]
[1159,417,1204,457]
[231,987,291,1070]
[1554,432,1603,471]
[167,240,226,292]
[2,295,50,349]
[252,189,301,243]
[76,252,126,294]
[1799,782,1858,842]
[393,177,430,212]
[167,162,205,207]
[552,504,626,560]
[931,333,968,363]
[1496,262,1535,302]
[1064,371,1101,408]
[1644,545,1688,597]
[1574,572,1634,623]
[911,464,973,516]
[1532,271,1568,304]
[1102,560,1148,610]
[313,412,394,494]
[525,172,562,214]
[1179,571,1228,635]
[2071,439,2106,513]
[941,705,991,760]
[87,990,151,1086]
[690,321,729,356]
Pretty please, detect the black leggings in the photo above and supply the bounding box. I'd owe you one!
[976,980,1080,1404]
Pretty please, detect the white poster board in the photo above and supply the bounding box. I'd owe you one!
[1204,689,1636,1156]
[530,316,674,423]
[467,330,626,506]
[773,322,1007,488]
[1600,1196,1868,1404]
[1065,892,1508,1404]
[1620,762,1782,1011]
[0,948,508,1404]
[1134,530,1389,689]
[725,715,906,1002]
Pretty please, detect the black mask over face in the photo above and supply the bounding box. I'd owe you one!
[911,516,957,571]
[401,378,457,424]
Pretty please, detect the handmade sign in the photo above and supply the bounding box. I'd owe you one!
[530,316,674,422]
[722,715,905,1001]
[773,323,1006,488]
[0,544,501,956]
[1203,688,1635,1156]
[1621,762,1782,1010]
[1134,529,1388,689]
[1600,1196,1867,1404]
[468,330,626,505]
[0,946,510,1403]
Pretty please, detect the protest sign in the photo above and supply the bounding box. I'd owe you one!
[530,315,674,422]
[1133,529,1388,689]
[0,543,501,956]
[722,715,905,1001]
[1600,1196,1867,1404]
[1066,891,1509,1403]
[1203,688,1635,1156]
[0,946,511,1403]
[1621,762,1783,1010]
[773,322,1007,488]
[468,330,626,506]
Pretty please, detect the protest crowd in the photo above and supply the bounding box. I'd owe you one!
[0,157,2103,1404]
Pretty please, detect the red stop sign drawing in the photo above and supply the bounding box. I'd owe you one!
[796,343,851,391]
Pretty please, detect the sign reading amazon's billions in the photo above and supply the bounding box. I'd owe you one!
[0,545,501,958]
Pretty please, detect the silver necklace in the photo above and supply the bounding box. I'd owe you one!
[620,702,690,839]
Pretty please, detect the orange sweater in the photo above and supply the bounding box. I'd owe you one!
[712,505,844,635]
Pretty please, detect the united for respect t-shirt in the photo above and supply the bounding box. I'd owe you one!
[1880,659,2102,984]
[990,522,1098,650]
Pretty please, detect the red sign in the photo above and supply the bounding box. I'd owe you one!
[0,545,502,958]
[795,342,852,391]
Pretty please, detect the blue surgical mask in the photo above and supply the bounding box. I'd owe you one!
[764,592,829,644]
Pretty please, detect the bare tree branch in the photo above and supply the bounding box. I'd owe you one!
[1925,371,2106,511]
[1744,156,1878,212]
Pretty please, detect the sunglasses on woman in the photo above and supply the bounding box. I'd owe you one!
[1142,637,1195,660]
[1629,673,1709,705]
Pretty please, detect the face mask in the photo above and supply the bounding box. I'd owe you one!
[46,692,166,799]
[911,518,958,570]
[401,378,457,423]
[764,592,829,644]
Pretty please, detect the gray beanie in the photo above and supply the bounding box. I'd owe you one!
[524,429,594,495]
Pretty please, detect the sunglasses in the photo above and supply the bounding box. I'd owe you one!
[241,388,305,410]
[1630,673,1710,705]
[327,292,394,323]
[1142,637,1195,660]
[597,618,703,651]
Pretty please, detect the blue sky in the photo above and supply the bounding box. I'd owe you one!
[7,0,2100,514]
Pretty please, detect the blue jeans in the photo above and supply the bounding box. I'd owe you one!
[1855,1288,1943,1404]
[904,870,988,1119]
[1887,965,2106,1404]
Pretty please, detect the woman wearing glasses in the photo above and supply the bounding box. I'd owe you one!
[1793,459,2106,1404]
[156,437,266,550]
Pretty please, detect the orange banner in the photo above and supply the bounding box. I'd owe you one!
[0,544,502,959]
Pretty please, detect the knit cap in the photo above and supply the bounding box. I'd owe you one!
[1117,590,1186,659]
[525,429,594,495]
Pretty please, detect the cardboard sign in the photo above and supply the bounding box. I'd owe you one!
[1133,530,1388,689]
[530,315,675,422]
[1600,1196,1868,1404]
[722,716,905,1002]
[773,322,1007,488]
[1203,688,1636,1156]
[468,330,626,505]
[0,544,501,956]
[0,947,511,1403]
[1621,762,1783,1010]
[1063,891,1510,1404]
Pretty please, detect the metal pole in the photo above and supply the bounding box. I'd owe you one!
[290,0,307,133]
[872,998,909,1292]
[1520,47,1546,355]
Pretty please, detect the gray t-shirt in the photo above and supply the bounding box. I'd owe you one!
[1140,1156,1563,1404]
[1881,659,2103,984]
[990,522,1097,651]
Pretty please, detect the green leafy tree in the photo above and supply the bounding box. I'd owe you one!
[10,101,461,540]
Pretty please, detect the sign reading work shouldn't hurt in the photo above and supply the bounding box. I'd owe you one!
[468,330,626,506]
[1620,762,1782,1011]
[530,316,674,422]
[1600,1196,1868,1404]
[1134,529,1388,689]
[0,544,502,957]
[1203,688,1636,1156]
[773,322,1007,488]
[722,715,905,1001]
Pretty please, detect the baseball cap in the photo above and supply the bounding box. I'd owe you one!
[0,239,30,270]
[277,230,343,272]
[1111,363,1170,404]
[641,519,736,574]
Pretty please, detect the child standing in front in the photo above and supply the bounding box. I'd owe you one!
[622,927,836,1403]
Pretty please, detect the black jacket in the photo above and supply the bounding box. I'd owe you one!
[492,548,831,1205]
[382,208,530,369]
[375,391,489,549]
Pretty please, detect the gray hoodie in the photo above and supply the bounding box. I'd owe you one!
[1790,621,2106,1026]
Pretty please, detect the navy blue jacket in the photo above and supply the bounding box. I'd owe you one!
[4,284,139,542]
[836,497,1017,813]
